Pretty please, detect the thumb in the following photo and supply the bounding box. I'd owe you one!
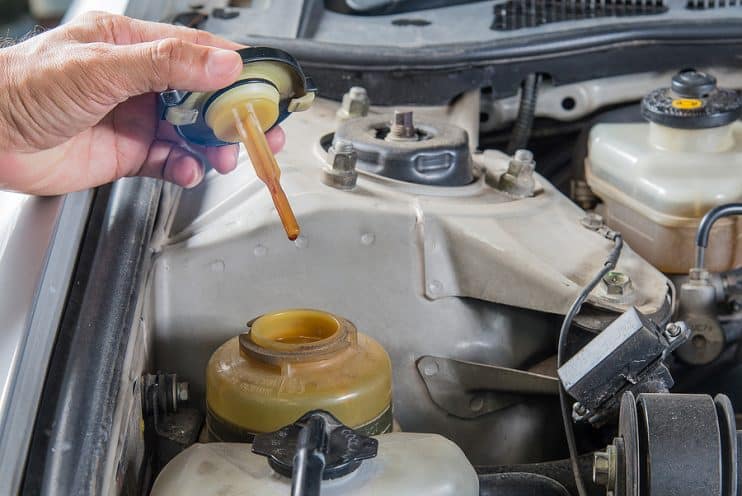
[102,38,243,96]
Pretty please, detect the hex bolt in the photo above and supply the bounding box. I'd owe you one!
[498,149,536,197]
[337,86,370,120]
[581,212,604,230]
[593,443,617,489]
[322,139,358,190]
[386,110,417,141]
[603,271,633,296]
[572,402,589,422]
[176,381,190,402]
[665,322,682,339]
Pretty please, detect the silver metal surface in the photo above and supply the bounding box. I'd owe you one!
[149,97,669,464]
[481,69,742,131]
[677,275,725,365]
[0,191,93,495]
[416,356,558,419]
[0,3,126,494]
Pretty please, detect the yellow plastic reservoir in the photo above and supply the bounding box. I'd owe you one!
[206,309,393,441]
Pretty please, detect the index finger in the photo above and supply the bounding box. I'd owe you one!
[68,11,244,49]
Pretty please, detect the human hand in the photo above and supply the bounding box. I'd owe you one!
[0,11,285,195]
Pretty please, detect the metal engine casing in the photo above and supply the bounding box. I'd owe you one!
[144,98,670,466]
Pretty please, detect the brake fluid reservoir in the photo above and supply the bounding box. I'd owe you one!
[206,309,392,440]
[586,70,742,273]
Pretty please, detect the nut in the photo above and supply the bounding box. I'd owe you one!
[322,139,358,190]
[593,443,617,489]
[498,149,536,197]
[337,86,370,119]
[603,271,632,295]
[688,267,711,285]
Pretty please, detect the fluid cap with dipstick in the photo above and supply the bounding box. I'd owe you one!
[158,47,317,240]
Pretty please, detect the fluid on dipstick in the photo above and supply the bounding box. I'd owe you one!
[232,103,300,241]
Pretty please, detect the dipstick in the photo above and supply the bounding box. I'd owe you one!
[233,104,300,241]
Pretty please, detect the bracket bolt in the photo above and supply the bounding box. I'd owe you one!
[603,271,632,295]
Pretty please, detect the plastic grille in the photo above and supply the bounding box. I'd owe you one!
[686,0,740,9]
[491,0,668,30]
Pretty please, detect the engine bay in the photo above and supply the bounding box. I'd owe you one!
[18,2,742,495]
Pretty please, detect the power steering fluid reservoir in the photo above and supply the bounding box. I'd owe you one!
[206,309,393,441]
[159,47,317,240]
[586,70,742,273]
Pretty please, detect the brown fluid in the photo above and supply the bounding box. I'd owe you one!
[273,335,325,344]
[232,104,300,241]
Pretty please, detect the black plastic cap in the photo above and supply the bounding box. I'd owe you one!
[671,70,717,98]
[252,410,378,481]
[642,69,742,129]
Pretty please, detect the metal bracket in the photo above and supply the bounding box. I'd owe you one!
[416,355,558,419]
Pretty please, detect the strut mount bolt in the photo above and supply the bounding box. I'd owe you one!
[337,86,370,120]
[387,110,417,141]
[322,139,358,190]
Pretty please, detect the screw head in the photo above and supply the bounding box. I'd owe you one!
[603,271,632,295]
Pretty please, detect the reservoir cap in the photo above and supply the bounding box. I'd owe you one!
[642,69,742,129]
[159,47,317,147]
[252,410,378,481]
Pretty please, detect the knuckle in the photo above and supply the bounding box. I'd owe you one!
[93,13,117,38]
[149,38,183,89]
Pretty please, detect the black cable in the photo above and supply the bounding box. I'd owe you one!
[506,73,542,155]
[695,203,742,269]
[557,232,623,496]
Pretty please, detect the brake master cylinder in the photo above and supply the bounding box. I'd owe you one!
[205,309,393,441]
[586,69,742,273]
[159,47,317,240]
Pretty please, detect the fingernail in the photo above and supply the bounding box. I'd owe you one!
[184,164,204,188]
[206,49,242,79]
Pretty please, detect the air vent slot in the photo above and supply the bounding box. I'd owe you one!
[686,0,739,9]
[491,0,668,31]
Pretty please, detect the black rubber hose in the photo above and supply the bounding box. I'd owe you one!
[557,232,624,496]
[506,73,542,155]
[695,203,742,269]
